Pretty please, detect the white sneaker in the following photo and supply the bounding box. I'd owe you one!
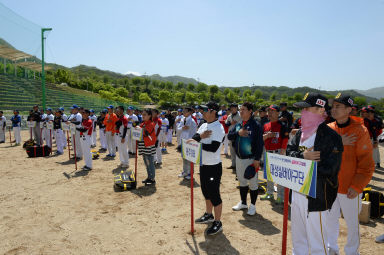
[247,204,256,216]
[232,201,248,211]
[178,171,188,178]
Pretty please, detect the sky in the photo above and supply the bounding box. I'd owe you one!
[0,0,383,90]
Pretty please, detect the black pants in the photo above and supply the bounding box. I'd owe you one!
[200,163,222,206]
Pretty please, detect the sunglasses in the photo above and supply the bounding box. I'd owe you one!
[201,108,214,112]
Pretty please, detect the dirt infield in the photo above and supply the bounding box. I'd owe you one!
[0,130,383,255]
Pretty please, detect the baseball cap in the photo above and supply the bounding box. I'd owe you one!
[199,102,219,112]
[107,105,114,109]
[352,104,358,110]
[229,103,238,108]
[46,108,52,111]
[294,92,328,109]
[334,93,354,107]
[128,106,134,110]
[280,102,288,107]
[244,165,259,180]
[361,106,370,113]
[258,106,267,112]
[177,108,183,112]
[161,111,166,115]
[368,105,375,113]
[268,105,280,112]
[70,104,79,110]
[90,109,95,113]
[59,107,64,111]
[102,109,108,113]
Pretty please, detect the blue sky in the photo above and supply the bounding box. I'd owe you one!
[1,0,383,90]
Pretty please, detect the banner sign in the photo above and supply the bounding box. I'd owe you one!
[263,152,317,198]
[70,123,76,134]
[181,139,202,165]
[47,122,54,130]
[6,120,12,127]
[131,127,143,141]
[40,122,45,128]
[61,122,70,131]
[27,121,36,128]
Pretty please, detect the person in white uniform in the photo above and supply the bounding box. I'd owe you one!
[159,112,169,153]
[89,109,97,148]
[11,110,22,145]
[0,111,6,143]
[43,108,54,148]
[67,104,83,160]
[125,106,139,154]
[286,92,344,255]
[175,109,184,147]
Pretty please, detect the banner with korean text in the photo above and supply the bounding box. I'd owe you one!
[263,152,317,198]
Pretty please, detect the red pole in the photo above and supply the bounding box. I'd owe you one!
[30,127,32,140]
[282,188,289,255]
[190,162,194,235]
[50,129,52,155]
[135,141,138,181]
[73,134,77,170]
[9,127,12,145]
[67,131,70,160]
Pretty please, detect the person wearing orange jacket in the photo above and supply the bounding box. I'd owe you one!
[103,105,119,158]
[327,94,375,255]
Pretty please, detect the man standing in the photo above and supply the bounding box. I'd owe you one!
[76,109,93,171]
[225,103,242,170]
[89,109,97,148]
[103,105,118,158]
[28,105,42,145]
[126,106,139,154]
[97,110,107,152]
[175,109,184,147]
[116,106,129,168]
[228,102,264,216]
[327,94,374,255]
[166,110,175,144]
[178,107,197,179]
[260,105,289,204]
[53,109,65,155]
[159,112,169,153]
[152,109,163,167]
[218,110,229,156]
[192,102,225,235]
[43,108,54,148]
[287,92,343,255]
[11,110,21,146]
[279,102,293,132]
[368,106,382,168]
[0,111,6,143]
[67,104,83,160]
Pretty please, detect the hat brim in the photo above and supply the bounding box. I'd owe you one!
[333,98,352,107]
[293,102,312,108]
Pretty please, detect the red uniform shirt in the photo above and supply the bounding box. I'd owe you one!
[263,121,289,151]
[116,115,128,135]
[80,118,93,136]
[219,114,229,134]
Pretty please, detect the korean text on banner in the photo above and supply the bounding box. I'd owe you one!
[263,152,317,198]
[181,139,202,165]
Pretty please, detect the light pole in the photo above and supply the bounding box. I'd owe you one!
[41,27,52,110]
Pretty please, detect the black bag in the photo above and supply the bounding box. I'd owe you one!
[114,170,136,191]
[362,188,384,218]
[26,145,51,157]
[23,139,36,149]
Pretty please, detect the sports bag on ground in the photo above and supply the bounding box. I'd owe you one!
[362,187,384,218]
[114,170,136,191]
[26,145,51,157]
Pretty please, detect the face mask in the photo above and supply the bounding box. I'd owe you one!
[301,109,325,142]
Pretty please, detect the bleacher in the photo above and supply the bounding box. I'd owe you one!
[0,74,134,112]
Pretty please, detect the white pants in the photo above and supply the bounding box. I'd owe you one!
[176,128,182,146]
[167,129,173,143]
[99,128,107,149]
[13,126,21,144]
[154,140,162,163]
[92,127,97,146]
[127,129,136,153]
[223,134,229,154]
[327,193,362,255]
[55,129,64,153]
[158,130,167,144]
[117,136,129,165]
[106,131,116,155]
[236,157,258,190]
[291,192,329,255]
[80,135,92,168]
[0,128,5,142]
[43,128,53,148]
[373,144,380,164]
[73,132,83,158]
[62,131,68,148]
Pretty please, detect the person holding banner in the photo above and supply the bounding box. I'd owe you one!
[28,105,42,145]
[287,92,343,255]
[260,105,289,205]
[0,111,5,143]
[178,107,198,179]
[103,105,118,158]
[11,110,21,146]
[115,106,129,168]
[53,109,65,155]
[228,102,264,216]
[76,109,93,171]
[326,94,374,255]
[191,102,225,235]
[138,109,157,185]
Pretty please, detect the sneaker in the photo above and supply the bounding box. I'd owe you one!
[195,213,214,224]
[232,201,248,211]
[184,174,191,180]
[145,179,156,185]
[328,248,339,255]
[227,166,236,169]
[82,166,92,171]
[376,163,381,168]
[142,178,150,184]
[106,154,112,157]
[247,204,256,216]
[178,171,188,178]
[207,221,223,236]
[260,193,274,201]
[275,197,284,205]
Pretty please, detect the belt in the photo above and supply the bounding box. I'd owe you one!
[80,135,85,138]
[267,150,279,153]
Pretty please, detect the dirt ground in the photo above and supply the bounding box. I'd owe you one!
[0,130,383,255]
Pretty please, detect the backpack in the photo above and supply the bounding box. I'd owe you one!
[362,187,384,218]
[23,139,36,149]
[114,170,136,191]
[26,145,51,157]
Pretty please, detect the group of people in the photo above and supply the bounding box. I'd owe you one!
[0,91,381,252]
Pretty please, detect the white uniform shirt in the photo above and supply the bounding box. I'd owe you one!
[68,113,83,128]
[0,116,6,129]
[197,120,225,165]
[193,112,203,125]
[175,115,184,129]
[179,115,197,141]
[161,117,169,131]
[125,114,139,128]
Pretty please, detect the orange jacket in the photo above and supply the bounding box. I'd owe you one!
[103,113,118,133]
[328,118,374,194]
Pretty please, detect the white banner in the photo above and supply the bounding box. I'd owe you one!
[131,127,143,141]
[27,121,36,128]
[61,122,70,131]
[6,120,12,127]
[47,122,54,130]
[181,139,202,165]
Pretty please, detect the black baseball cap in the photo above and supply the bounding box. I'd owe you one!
[294,92,328,109]
[258,106,267,112]
[200,101,219,112]
[268,104,280,112]
[334,93,354,107]
[229,103,238,108]
[280,102,288,107]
